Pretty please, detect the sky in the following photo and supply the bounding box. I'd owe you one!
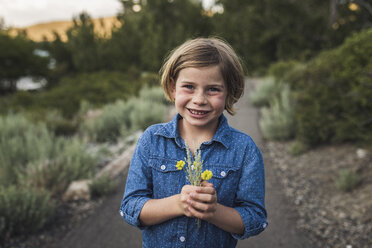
[0,0,215,28]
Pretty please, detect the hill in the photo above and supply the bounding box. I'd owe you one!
[8,16,121,42]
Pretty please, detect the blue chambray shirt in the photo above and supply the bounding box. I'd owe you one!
[120,114,267,248]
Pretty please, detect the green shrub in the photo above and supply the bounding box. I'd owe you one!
[80,86,167,143]
[18,137,95,196]
[249,77,284,107]
[0,217,5,239]
[80,100,133,143]
[290,28,372,145]
[89,174,117,198]
[335,169,361,192]
[138,72,160,88]
[138,86,168,105]
[259,84,295,140]
[0,114,95,195]
[23,109,78,136]
[288,140,309,156]
[6,71,149,118]
[42,110,77,136]
[267,60,301,82]
[0,114,54,186]
[129,98,166,131]
[0,186,55,238]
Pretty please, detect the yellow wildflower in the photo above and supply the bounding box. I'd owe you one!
[176,160,185,170]
[201,170,213,181]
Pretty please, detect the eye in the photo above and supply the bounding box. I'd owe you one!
[183,84,194,90]
[209,87,221,92]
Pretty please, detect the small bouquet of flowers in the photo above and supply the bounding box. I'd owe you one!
[176,145,213,229]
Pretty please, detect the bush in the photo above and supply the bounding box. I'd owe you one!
[0,217,5,239]
[5,71,150,118]
[81,100,133,143]
[18,137,96,196]
[335,169,361,192]
[129,98,166,131]
[80,86,167,143]
[0,114,95,195]
[249,77,284,107]
[0,114,54,186]
[288,140,309,156]
[42,110,77,136]
[89,174,117,198]
[259,84,295,140]
[138,85,168,106]
[290,28,372,145]
[0,186,55,239]
[267,60,301,82]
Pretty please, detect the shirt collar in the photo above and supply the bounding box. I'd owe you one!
[155,113,231,149]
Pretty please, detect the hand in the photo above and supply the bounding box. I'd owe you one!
[180,181,218,221]
[178,185,197,217]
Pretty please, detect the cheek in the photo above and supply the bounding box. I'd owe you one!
[174,93,189,107]
[212,95,227,110]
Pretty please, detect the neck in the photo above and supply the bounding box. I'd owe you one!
[178,118,219,154]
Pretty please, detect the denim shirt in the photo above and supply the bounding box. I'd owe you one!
[120,114,267,248]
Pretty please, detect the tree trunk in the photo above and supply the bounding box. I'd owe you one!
[330,0,339,27]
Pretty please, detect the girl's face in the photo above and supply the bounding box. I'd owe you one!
[171,65,227,133]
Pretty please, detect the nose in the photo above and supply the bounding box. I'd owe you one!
[192,90,207,105]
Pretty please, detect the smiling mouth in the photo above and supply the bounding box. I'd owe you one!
[188,108,210,115]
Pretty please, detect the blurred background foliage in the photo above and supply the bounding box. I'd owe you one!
[0,0,371,143]
[0,0,372,239]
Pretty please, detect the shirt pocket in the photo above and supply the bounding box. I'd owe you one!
[149,157,184,198]
[208,165,241,204]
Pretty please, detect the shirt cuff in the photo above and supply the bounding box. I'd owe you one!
[119,197,151,230]
[232,206,268,240]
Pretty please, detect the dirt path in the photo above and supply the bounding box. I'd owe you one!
[230,79,312,248]
[55,79,312,248]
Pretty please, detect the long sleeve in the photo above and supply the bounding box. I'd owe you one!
[232,143,268,239]
[119,133,153,229]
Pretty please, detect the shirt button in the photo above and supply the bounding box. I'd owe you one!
[262,223,267,228]
[160,165,166,170]
[179,236,185,242]
[220,171,226,177]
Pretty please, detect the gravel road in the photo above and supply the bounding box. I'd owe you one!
[55,79,313,248]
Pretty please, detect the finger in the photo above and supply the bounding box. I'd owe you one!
[181,185,198,194]
[195,186,216,195]
[190,192,216,204]
[188,198,216,213]
[187,205,214,220]
[201,181,214,187]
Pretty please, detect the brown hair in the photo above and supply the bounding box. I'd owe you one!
[160,37,245,115]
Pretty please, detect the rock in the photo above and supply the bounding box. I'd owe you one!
[62,179,92,202]
[356,148,367,159]
[95,142,137,179]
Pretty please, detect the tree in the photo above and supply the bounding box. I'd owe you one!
[214,0,326,71]
[328,0,372,45]
[113,0,213,72]
[0,31,49,94]
[65,12,100,72]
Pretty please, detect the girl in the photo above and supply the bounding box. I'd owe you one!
[120,37,267,248]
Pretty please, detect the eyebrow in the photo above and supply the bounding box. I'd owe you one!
[178,81,225,88]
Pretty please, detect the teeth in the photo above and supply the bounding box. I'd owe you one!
[189,109,208,115]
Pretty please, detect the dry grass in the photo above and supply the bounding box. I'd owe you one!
[8,16,121,42]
